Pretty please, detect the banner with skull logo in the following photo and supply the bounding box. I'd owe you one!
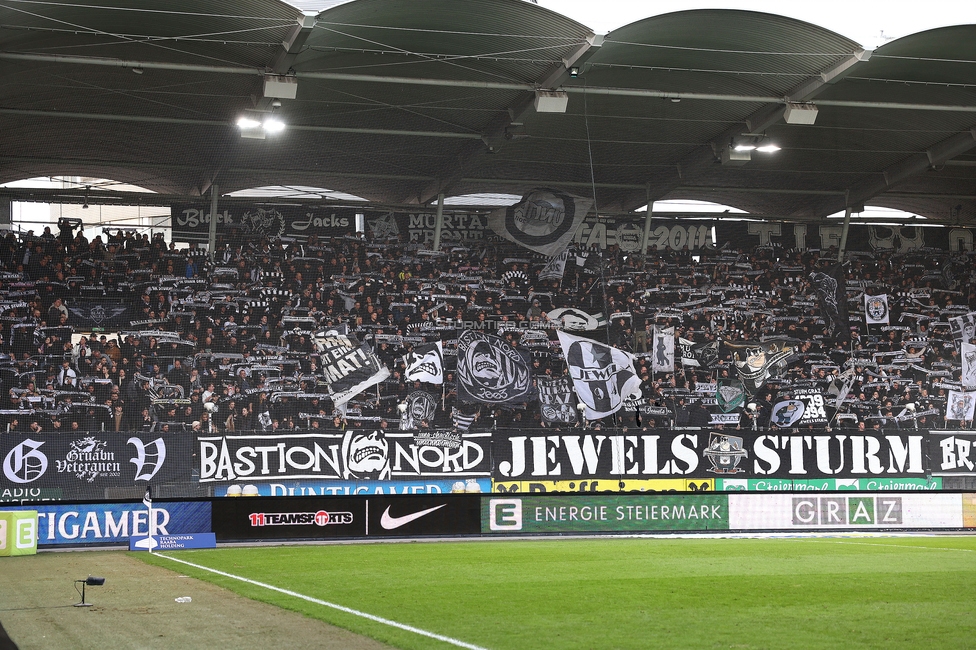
[402,341,444,384]
[341,430,392,480]
[399,390,438,430]
[456,330,534,405]
[557,331,642,421]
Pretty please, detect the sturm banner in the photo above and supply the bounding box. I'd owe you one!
[1,433,190,491]
[171,203,357,242]
[490,430,927,481]
[196,431,491,484]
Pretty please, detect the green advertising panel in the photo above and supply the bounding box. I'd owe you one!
[714,478,943,492]
[0,510,38,556]
[483,495,729,534]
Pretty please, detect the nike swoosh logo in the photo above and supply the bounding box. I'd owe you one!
[380,504,447,530]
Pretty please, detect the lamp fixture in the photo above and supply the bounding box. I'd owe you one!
[74,575,106,607]
[568,66,579,78]
[237,110,285,139]
[728,134,781,157]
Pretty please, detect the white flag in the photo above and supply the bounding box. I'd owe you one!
[963,342,976,389]
[652,326,675,372]
[403,341,444,384]
[538,250,569,282]
[557,330,641,420]
[864,294,890,325]
[946,390,976,421]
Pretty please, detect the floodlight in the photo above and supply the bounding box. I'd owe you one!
[74,576,106,607]
[756,143,781,153]
[237,117,261,129]
[263,117,286,134]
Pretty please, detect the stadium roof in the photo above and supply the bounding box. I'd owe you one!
[0,0,973,224]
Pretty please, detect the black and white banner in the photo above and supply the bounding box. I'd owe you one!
[652,326,675,373]
[945,390,976,422]
[949,312,976,345]
[1,433,190,491]
[716,380,745,413]
[546,308,608,332]
[716,222,976,253]
[488,189,592,256]
[66,301,130,329]
[810,264,850,343]
[537,376,578,425]
[963,342,976,389]
[172,202,356,242]
[928,431,976,475]
[538,250,570,282]
[726,340,795,395]
[491,430,927,480]
[456,330,534,406]
[558,331,641,420]
[198,431,491,483]
[679,338,720,369]
[771,388,828,427]
[403,341,444,384]
[399,390,438,430]
[864,294,890,325]
[315,330,390,408]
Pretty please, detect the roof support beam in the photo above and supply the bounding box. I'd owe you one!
[632,48,874,212]
[7,50,974,113]
[820,126,976,216]
[408,34,603,205]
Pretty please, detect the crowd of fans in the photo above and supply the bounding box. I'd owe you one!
[1,217,974,434]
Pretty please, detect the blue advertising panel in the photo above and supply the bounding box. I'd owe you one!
[5,501,211,546]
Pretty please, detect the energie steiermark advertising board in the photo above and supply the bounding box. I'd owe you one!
[483,494,729,534]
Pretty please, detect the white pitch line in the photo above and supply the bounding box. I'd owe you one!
[155,553,489,650]
[823,540,975,553]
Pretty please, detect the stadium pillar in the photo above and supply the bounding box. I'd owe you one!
[0,197,10,230]
[208,183,219,260]
[641,206,654,255]
[838,206,852,262]
[432,193,445,252]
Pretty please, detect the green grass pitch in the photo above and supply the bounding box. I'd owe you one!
[137,536,976,649]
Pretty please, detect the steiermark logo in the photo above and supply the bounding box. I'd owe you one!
[489,499,522,531]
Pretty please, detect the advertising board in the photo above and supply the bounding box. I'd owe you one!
[1,433,190,493]
[715,477,943,491]
[727,493,963,529]
[3,501,211,546]
[482,494,729,534]
[214,478,490,497]
[491,478,714,494]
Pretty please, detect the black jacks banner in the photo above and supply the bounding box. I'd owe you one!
[196,430,492,484]
[171,203,357,242]
[0,433,191,492]
[716,222,976,253]
[490,430,927,482]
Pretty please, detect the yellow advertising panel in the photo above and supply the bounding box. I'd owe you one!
[492,479,713,494]
[963,494,976,529]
